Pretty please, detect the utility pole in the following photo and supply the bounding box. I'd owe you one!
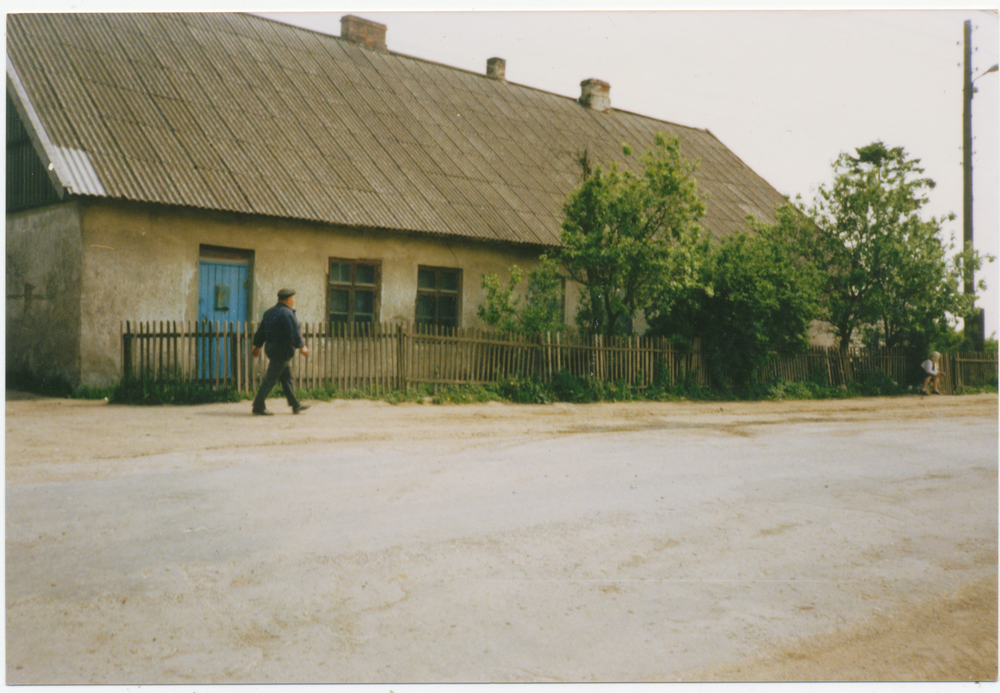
[962,19,981,350]
[962,20,998,349]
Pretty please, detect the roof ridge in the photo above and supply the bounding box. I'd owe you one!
[246,12,706,136]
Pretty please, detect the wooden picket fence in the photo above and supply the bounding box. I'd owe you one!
[121,320,998,396]
[950,351,999,393]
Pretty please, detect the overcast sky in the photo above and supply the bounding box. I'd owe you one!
[8,0,999,340]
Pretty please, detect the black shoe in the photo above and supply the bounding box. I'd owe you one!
[293,403,310,415]
[252,408,273,416]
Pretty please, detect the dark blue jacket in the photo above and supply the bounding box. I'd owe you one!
[253,302,304,361]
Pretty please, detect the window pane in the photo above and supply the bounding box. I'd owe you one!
[439,270,459,292]
[329,314,348,325]
[355,290,374,315]
[329,288,349,314]
[439,294,458,327]
[417,268,436,290]
[330,262,351,284]
[356,264,376,285]
[416,294,436,323]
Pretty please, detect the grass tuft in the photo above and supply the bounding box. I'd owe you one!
[11,367,996,407]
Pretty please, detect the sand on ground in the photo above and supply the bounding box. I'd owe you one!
[6,392,997,683]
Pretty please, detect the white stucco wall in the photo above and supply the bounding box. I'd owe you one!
[6,201,84,386]
[78,200,573,386]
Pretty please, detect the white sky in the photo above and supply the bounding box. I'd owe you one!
[7,0,999,341]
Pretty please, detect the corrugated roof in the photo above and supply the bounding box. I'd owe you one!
[7,12,788,246]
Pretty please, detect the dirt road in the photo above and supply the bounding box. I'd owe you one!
[6,392,997,683]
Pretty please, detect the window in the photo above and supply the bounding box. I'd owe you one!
[416,266,461,328]
[329,259,379,326]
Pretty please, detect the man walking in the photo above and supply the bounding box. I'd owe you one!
[251,288,310,415]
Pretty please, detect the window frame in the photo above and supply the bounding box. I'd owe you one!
[328,258,381,328]
[415,265,462,329]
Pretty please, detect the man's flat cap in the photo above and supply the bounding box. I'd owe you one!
[278,288,296,299]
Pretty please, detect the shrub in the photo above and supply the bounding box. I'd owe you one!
[496,376,551,404]
[110,376,242,405]
[759,380,818,401]
[72,385,115,400]
[550,370,588,403]
[849,369,903,397]
[432,384,502,404]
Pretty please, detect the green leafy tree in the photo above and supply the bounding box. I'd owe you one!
[518,255,565,334]
[862,225,982,353]
[788,141,990,352]
[477,266,522,334]
[647,208,821,390]
[557,133,709,338]
[703,223,821,390]
[477,256,565,334]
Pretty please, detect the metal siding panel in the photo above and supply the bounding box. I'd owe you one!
[450,204,490,240]
[80,80,129,122]
[100,117,154,162]
[187,102,232,142]
[47,14,94,50]
[161,164,216,209]
[199,168,252,213]
[126,158,179,204]
[114,29,156,66]
[130,63,179,99]
[293,178,347,222]
[172,129,225,170]
[153,97,198,132]
[399,193,449,235]
[52,146,104,196]
[266,174,321,221]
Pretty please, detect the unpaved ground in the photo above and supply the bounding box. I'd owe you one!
[6,392,998,683]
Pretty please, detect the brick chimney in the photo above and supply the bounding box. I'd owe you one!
[486,57,506,81]
[340,15,387,52]
[579,79,610,112]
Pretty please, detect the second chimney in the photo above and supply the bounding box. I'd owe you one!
[487,57,506,81]
[341,15,387,52]
[579,79,611,112]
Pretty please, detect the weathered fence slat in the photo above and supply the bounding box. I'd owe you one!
[119,321,998,396]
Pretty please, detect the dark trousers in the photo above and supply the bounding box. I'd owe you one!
[252,355,300,411]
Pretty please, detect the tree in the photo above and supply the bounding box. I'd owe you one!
[862,222,978,353]
[476,256,565,335]
[556,133,709,338]
[787,141,990,352]
[647,208,821,390]
[706,222,821,389]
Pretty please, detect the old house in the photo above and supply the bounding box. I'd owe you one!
[7,13,788,388]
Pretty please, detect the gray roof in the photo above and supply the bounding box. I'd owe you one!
[6,12,787,246]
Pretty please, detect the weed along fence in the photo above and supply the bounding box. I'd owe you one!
[121,320,998,396]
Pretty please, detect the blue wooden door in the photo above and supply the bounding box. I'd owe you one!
[198,261,249,379]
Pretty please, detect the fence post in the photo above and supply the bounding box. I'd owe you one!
[397,323,408,391]
[122,321,131,380]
